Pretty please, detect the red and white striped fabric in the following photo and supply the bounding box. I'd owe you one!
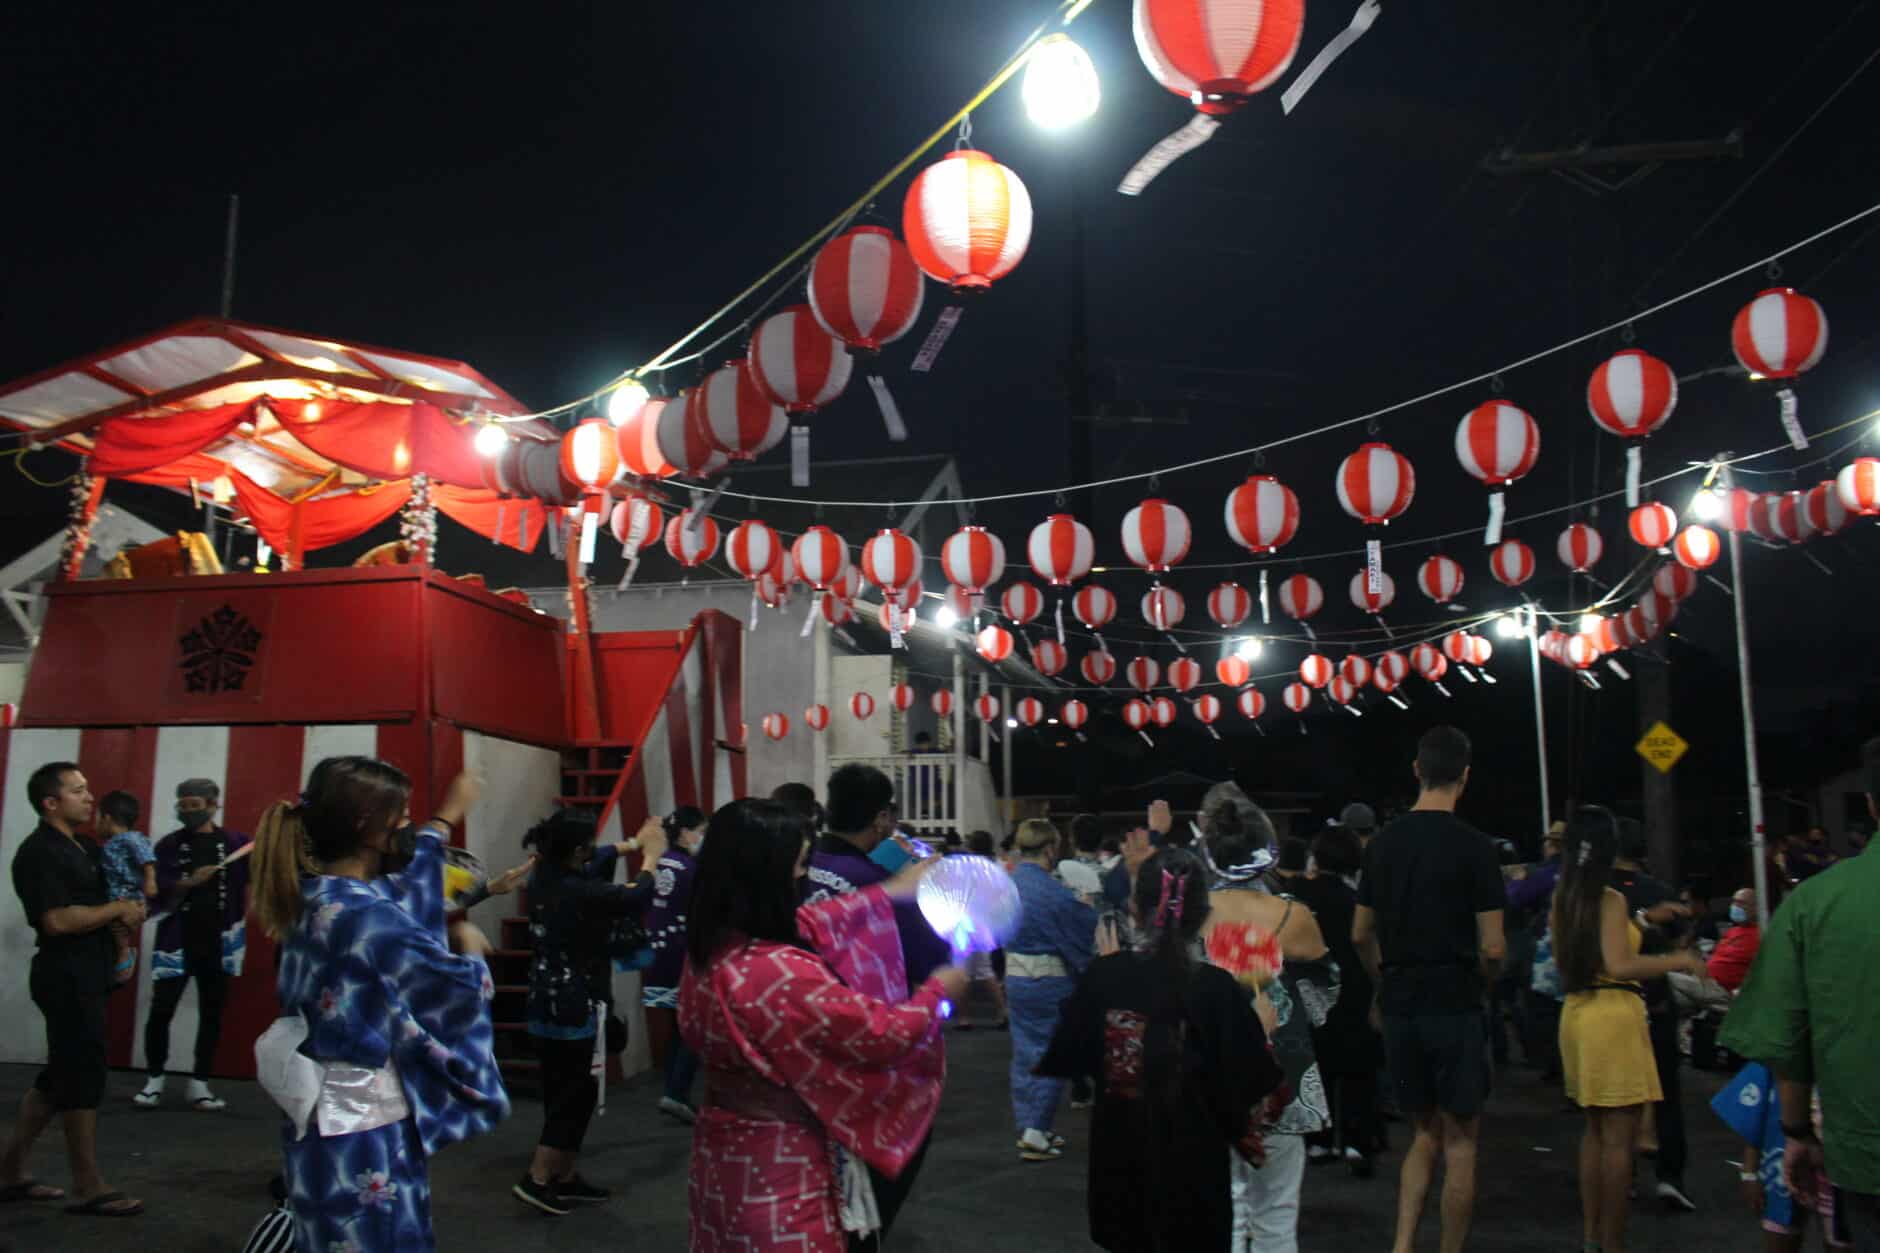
[1168,657,1202,692]
[860,529,922,598]
[655,390,731,480]
[1061,699,1089,730]
[792,525,850,591]
[1124,699,1153,732]
[804,704,830,732]
[1027,514,1095,586]
[1238,686,1267,719]
[1732,288,1828,380]
[1192,693,1223,726]
[974,693,1003,724]
[976,625,1014,663]
[1557,523,1603,572]
[561,418,620,494]
[1417,555,1464,604]
[1282,682,1311,714]
[1150,696,1178,728]
[726,519,780,580]
[699,361,787,461]
[1455,401,1540,485]
[808,226,925,353]
[762,712,790,740]
[1804,482,1849,536]
[1489,539,1535,587]
[819,594,855,627]
[1467,636,1493,666]
[1298,654,1333,688]
[1002,582,1045,625]
[663,512,721,568]
[1348,569,1395,613]
[1276,573,1323,620]
[1073,584,1117,630]
[1587,349,1678,439]
[616,397,675,478]
[1336,443,1415,524]
[891,684,917,713]
[1120,499,1193,572]
[1339,654,1373,688]
[903,149,1033,292]
[1328,676,1358,706]
[1127,656,1162,691]
[1653,562,1697,602]
[932,689,955,717]
[1208,582,1252,628]
[1131,0,1307,113]
[748,306,854,413]
[1081,650,1118,685]
[1216,656,1251,687]
[1015,696,1046,727]
[1673,525,1721,570]
[1628,503,1677,549]
[1442,631,1473,663]
[1376,651,1410,686]
[1030,639,1068,677]
[1224,474,1300,553]
[941,526,1007,593]
[610,497,663,552]
[1142,586,1187,630]
[1837,457,1880,516]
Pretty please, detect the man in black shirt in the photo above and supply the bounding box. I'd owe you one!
[1355,726,1506,1253]
[1,762,145,1217]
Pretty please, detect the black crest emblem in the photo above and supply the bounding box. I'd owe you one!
[178,604,263,693]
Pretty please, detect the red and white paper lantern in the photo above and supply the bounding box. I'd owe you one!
[1282,682,1311,714]
[942,525,1007,594]
[932,689,955,717]
[977,624,1015,663]
[1298,653,1333,688]
[903,149,1033,292]
[1132,0,1306,115]
[1588,349,1678,440]
[805,704,830,732]
[663,512,721,568]
[1081,650,1118,685]
[1002,581,1045,625]
[1672,525,1721,570]
[610,496,663,553]
[560,418,621,499]
[809,226,924,354]
[1142,586,1187,630]
[1208,582,1252,628]
[877,599,918,635]
[1061,699,1089,730]
[975,693,1003,724]
[1192,693,1223,726]
[1455,400,1540,543]
[1442,631,1474,664]
[1238,686,1267,719]
[1417,555,1464,604]
[1121,498,1193,572]
[1127,656,1162,691]
[1336,443,1416,525]
[1489,539,1535,588]
[656,390,731,480]
[1328,676,1358,706]
[616,398,675,479]
[1031,638,1068,677]
[726,519,780,580]
[1837,458,1880,517]
[1168,657,1202,692]
[819,594,856,627]
[1627,503,1677,549]
[1216,656,1252,688]
[762,712,790,740]
[860,528,923,600]
[1376,651,1410,686]
[1564,634,1601,669]
[792,525,850,591]
[1015,696,1046,728]
[939,583,975,625]
[1653,562,1698,602]
[1027,514,1095,586]
[1276,574,1324,621]
[1557,523,1603,572]
[1803,482,1849,536]
[1150,696,1178,728]
[1073,584,1117,632]
[1349,569,1396,614]
[1339,654,1372,688]
[891,684,917,713]
[1224,474,1300,553]
[849,692,876,720]
[749,306,854,413]
[1123,698,1153,733]
[1467,635,1493,666]
[1732,288,1828,381]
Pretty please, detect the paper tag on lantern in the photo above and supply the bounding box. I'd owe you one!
[1579,671,1602,691]
[616,554,640,591]
[1118,114,1221,197]
[748,588,761,631]
[790,426,811,487]
[1484,491,1506,546]
[1373,614,1394,638]
[1093,630,1108,655]
[833,627,857,649]
[911,306,963,374]
[518,507,530,551]
[1054,597,1066,645]
[1435,681,1452,698]
[1387,693,1409,710]
[1259,568,1272,624]
[1605,657,1631,680]
[547,514,564,559]
[1343,703,1364,718]
[578,509,600,565]
[1777,388,1807,450]
[1624,445,1643,508]
[801,596,818,638]
[1282,0,1382,114]
[1480,669,1498,685]
[1457,666,1478,684]
[1137,730,1154,747]
[867,375,908,442]
[1205,724,1221,740]
[492,503,506,546]
[1300,621,1316,643]
[1365,541,1383,596]
[888,594,905,650]
[691,483,727,536]
[1166,632,1188,655]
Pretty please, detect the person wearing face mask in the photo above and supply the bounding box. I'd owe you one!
[137,778,250,1112]
[642,805,707,1124]
[1707,889,1762,994]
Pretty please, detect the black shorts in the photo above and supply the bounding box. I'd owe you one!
[31,964,108,1111]
[1382,1010,1491,1119]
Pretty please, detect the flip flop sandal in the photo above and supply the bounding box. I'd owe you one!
[1015,1133,1067,1152]
[64,1191,143,1217]
[131,1090,162,1109]
[190,1096,227,1112]
[0,1179,65,1202]
[1018,1143,1065,1162]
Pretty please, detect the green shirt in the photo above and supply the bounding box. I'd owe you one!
[1719,851,1880,1193]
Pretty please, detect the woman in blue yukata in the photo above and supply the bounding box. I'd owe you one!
[1004,818,1097,1162]
[250,756,509,1252]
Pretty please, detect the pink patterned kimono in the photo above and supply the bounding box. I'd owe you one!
[679,886,948,1252]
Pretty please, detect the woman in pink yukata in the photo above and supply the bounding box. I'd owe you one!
[679,797,969,1252]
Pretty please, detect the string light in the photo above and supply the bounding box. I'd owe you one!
[934,604,959,630]
[1234,637,1264,661]
[606,379,649,426]
[1689,487,1724,521]
[473,423,508,457]
[1022,34,1100,130]
[1494,613,1527,640]
[1577,613,1603,636]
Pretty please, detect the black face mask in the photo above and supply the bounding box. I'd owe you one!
[381,823,419,875]
[176,808,214,830]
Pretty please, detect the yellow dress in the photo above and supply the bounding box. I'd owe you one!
[1559,921,1663,1108]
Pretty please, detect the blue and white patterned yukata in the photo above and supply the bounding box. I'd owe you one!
[275,826,509,1252]
[1007,861,1096,1135]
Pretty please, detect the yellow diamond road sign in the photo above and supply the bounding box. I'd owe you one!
[1636,721,1688,774]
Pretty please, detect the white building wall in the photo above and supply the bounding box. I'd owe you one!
[0,727,83,1065]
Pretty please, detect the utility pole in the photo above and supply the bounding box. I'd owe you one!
[220,194,240,318]
[1638,654,1680,883]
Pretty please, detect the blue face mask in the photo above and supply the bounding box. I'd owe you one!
[1729,904,1749,924]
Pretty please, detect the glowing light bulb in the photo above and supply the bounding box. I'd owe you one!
[1234,637,1263,661]
[1689,488,1723,522]
[1495,614,1525,640]
[473,423,508,457]
[607,378,649,426]
[1022,34,1100,130]
[1578,613,1603,636]
[934,605,959,630]
[1005,717,1019,729]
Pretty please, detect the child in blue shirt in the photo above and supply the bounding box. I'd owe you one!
[97,790,155,986]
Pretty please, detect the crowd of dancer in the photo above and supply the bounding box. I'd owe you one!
[3,729,1878,1252]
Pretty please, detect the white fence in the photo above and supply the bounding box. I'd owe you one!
[829,752,964,833]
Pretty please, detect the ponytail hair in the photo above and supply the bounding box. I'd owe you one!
[1129,847,1214,1197]
[662,805,706,843]
[251,755,412,940]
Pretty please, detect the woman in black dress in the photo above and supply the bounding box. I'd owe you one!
[1291,826,1383,1175]
[1038,846,1282,1252]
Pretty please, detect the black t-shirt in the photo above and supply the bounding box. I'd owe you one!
[10,822,115,992]
[181,831,225,961]
[1358,810,1505,1014]
[1611,866,1677,1011]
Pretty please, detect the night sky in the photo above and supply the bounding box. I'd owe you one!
[6,2,1879,855]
